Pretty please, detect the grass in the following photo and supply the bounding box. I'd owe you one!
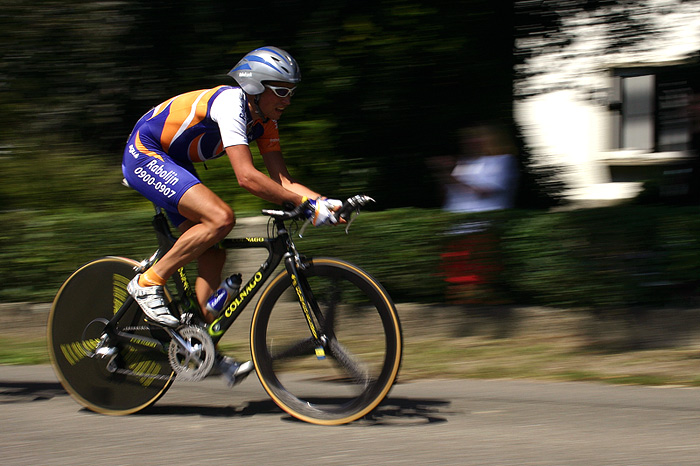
[4,302,700,388]
[395,335,700,387]
[0,338,50,365]
[6,332,700,388]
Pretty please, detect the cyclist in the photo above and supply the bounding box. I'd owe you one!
[120,46,342,381]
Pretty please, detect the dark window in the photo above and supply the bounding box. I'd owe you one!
[610,62,700,153]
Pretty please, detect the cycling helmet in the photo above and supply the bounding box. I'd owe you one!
[228,46,301,95]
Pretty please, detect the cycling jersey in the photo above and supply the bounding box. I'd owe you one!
[122,85,281,226]
[131,85,280,164]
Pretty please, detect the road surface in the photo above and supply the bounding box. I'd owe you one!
[2,365,700,465]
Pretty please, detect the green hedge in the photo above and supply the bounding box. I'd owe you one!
[499,206,700,309]
[3,205,700,310]
[0,209,158,302]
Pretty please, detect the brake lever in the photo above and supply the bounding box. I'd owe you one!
[298,218,312,238]
[343,213,358,234]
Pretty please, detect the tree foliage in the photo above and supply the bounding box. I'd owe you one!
[1,1,520,210]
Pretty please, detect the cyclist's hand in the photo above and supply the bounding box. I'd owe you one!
[305,198,343,226]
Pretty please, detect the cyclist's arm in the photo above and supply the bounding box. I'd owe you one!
[261,150,322,200]
[226,144,306,206]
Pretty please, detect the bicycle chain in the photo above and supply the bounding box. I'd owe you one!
[112,367,174,381]
[110,326,213,381]
[109,326,174,381]
[122,326,153,332]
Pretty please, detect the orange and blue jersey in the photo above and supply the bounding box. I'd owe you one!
[131,85,280,163]
[121,85,278,226]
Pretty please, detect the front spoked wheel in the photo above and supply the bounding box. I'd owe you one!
[250,258,402,425]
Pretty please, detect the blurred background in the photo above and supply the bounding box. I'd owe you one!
[2,0,700,331]
[0,0,523,212]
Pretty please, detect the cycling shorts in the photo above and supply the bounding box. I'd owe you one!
[122,128,200,227]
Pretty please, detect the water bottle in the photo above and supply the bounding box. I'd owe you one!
[205,273,242,317]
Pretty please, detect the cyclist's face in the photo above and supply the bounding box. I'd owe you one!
[257,81,294,121]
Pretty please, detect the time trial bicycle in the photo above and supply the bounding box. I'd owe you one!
[47,195,403,425]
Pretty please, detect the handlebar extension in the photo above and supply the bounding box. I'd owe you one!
[337,195,375,221]
[262,195,375,223]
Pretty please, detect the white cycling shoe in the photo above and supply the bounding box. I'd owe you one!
[216,355,255,387]
[127,274,179,327]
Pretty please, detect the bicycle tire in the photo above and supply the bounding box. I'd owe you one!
[250,257,402,425]
[47,256,175,415]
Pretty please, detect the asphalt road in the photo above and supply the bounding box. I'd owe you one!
[2,365,700,465]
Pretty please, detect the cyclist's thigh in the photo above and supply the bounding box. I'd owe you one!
[122,143,200,226]
[177,183,234,225]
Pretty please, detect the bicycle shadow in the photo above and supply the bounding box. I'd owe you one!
[0,380,451,425]
[140,396,451,426]
[0,381,67,403]
[362,397,451,426]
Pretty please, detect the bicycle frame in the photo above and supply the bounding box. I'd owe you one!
[104,208,323,352]
[208,220,304,344]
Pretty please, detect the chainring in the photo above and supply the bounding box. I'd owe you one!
[168,325,216,382]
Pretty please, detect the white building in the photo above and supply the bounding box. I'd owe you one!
[514,1,700,204]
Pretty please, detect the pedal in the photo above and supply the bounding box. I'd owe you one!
[94,335,119,373]
[95,346,118,373]
[226,360,254,387]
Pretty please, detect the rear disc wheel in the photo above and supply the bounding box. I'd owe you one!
[47,257,174,415]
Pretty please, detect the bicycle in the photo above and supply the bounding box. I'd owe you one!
[47,195,403,425]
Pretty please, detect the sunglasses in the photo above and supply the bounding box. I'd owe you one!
[265,84,297,98]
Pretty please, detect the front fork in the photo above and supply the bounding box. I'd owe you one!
[284,254,328,359]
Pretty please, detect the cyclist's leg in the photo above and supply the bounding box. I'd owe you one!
[122,139,234,326]
[122,139,235,284]
[176,202,253,384]
[196,248,227,323]
[151,183,234,283]
[177,218,228,323]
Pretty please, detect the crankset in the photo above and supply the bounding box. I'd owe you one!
[167,325,216,381]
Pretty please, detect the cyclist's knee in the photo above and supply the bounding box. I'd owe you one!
[209,204,235,239]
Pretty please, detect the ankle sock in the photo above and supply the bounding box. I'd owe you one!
[139,268,166,287]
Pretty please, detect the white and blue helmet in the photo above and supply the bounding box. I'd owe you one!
[228,46,301,95]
